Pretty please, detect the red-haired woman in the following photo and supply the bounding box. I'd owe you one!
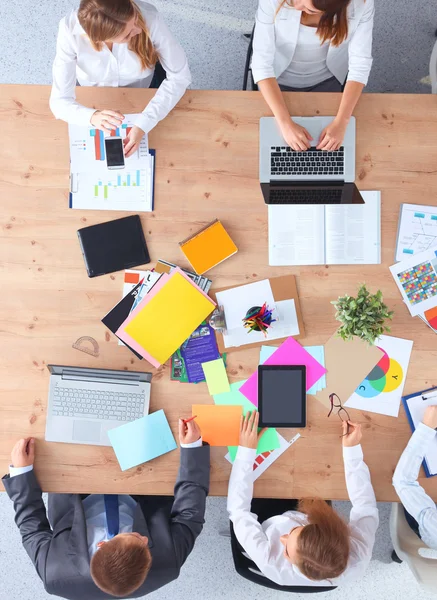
[227,411,379,586]
[252,0,374,151]
[50,0,191,156]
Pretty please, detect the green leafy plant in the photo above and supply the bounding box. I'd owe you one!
[331,284,394,345]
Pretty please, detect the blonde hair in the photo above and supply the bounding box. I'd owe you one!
[78,0,158,70]
[296,498,350,580]
[277,0,351,47]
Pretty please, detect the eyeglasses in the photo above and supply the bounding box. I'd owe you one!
[328,393,350,437]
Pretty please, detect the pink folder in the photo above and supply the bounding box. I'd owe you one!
[116,268,215,368]
[240,337,327,407]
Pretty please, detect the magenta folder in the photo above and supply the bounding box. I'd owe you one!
[240,337,327,407]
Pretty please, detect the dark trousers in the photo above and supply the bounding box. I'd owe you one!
[278,76,343,93]
[404,506,421,539]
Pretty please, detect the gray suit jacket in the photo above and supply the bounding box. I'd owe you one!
[2,445,210,599]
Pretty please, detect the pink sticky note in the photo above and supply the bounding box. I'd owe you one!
[240,337,327,407]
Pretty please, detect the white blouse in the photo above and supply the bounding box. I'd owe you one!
[49,1,191,134]
[227,444,379,587]
[277,24,332,88]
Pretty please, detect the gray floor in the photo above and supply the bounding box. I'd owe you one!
[1,1,437,599]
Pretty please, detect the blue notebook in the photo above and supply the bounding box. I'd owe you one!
[402,386,437,477]
[108,409,177,471]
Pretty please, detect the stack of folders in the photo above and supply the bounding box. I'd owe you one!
[115,268,216,368]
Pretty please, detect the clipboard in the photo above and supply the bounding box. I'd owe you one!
[209,275,305,354]
[402,386,437,478]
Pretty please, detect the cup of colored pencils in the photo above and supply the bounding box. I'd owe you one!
[242,303,276,337]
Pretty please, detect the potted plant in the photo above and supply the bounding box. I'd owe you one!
[331,284,394,345]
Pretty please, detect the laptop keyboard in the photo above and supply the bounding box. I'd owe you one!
[52,386,145,421]
[268,187,344,205]
[270,146,344,176]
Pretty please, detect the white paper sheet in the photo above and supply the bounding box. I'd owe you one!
[345,335,413,417]
[403,392,437,475]
[396,203,437,262]
[389,248,437,317]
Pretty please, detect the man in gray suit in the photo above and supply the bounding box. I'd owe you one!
[3,418,209,599]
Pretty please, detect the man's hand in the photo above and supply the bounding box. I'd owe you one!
[123,125,145,158]
[317,117,348,151]
[11,438,35,468]
[179,418,201,445]
[423,406,437,430]
[239,411,267,449]
[342,421,362,448]
[90,109,124,133]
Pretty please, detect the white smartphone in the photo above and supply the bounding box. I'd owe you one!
[104,136,125,170]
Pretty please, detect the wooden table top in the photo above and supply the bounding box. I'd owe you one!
[1,84,437,500]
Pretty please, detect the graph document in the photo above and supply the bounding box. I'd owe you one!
[395,203,437,261]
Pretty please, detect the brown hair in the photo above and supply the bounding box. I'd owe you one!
[90,535,152,597]
[78,0,158,70]
[296,498,350,580]
[278,0,351,47]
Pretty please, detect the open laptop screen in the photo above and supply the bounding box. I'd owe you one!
[261,182,364,205]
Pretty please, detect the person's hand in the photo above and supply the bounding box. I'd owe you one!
[239,411,268,449]
[11,438,35,468]
[281,121,313,152]
[342,421,362,447]
[123,125,144,158]
[179,418,201,445]
[90,109,125,133]
[317,117,348,151]
[423,406,437,430]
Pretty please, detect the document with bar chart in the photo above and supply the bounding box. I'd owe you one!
[68,114,155,212]
[395,203,437,261]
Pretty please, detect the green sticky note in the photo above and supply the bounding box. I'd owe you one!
[214,380,280,461]
[201,358,230,395]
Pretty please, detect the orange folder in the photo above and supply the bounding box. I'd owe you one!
[192,404,242,446]
[179,219,238,275]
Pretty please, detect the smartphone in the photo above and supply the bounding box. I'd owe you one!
[104,136,125,169]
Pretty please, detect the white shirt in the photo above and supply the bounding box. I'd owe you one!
[227,444,379,587]
[252,0,374,87]
[9,438,202,558]
[393,423,437,550]
[49,1,191,134]
[277,24,332,89]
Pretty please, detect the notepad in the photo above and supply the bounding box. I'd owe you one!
[201,358,230,395]
[108,410,177,471]
[117,268,216,367]
[179,219,238,274]
[213,380,280,460]
[192,404,242,446]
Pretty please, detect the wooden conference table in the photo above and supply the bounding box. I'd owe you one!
[1,85,437,500]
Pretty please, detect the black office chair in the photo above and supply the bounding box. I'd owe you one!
[242,26,258,91]
[150,61,166,89]
[230,498,337,593]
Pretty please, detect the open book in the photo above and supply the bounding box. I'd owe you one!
[268,191,381,266]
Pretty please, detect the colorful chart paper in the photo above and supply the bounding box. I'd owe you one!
[108,410,177,471]
[240,337,326,406]
[345,335,413,417]
[192,404,242,446]
[213,380,280,459]
[201,358,230,395]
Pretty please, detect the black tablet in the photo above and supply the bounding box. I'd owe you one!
[258,365,306,428]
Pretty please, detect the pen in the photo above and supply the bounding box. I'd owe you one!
[422,392,437,401]
[182,415,197,424]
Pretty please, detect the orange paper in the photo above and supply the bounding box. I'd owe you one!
[192,404,242,446]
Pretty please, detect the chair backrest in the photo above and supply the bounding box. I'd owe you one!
[390,502,437,593]
[242,25,258,91]
[430,39,437,94]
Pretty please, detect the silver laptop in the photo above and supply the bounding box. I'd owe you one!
[259,116,363,205]
[45,365,152,446]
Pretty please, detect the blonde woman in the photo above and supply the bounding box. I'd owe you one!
[252,0,374,151]
[227,411,379,586]
[50,0,191,156]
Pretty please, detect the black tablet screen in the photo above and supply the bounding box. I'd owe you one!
[260,368,304,425]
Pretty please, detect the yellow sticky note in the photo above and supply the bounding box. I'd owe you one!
[124,272,215,364]
[202,358,230,395]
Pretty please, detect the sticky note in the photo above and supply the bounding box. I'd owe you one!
[108,410,177,471]
[201,358,230,395]
[192,404,242,446]
[213,380,280,460]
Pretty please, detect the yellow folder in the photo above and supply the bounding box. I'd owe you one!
[179,219,238,274]
[124,271,215,365]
